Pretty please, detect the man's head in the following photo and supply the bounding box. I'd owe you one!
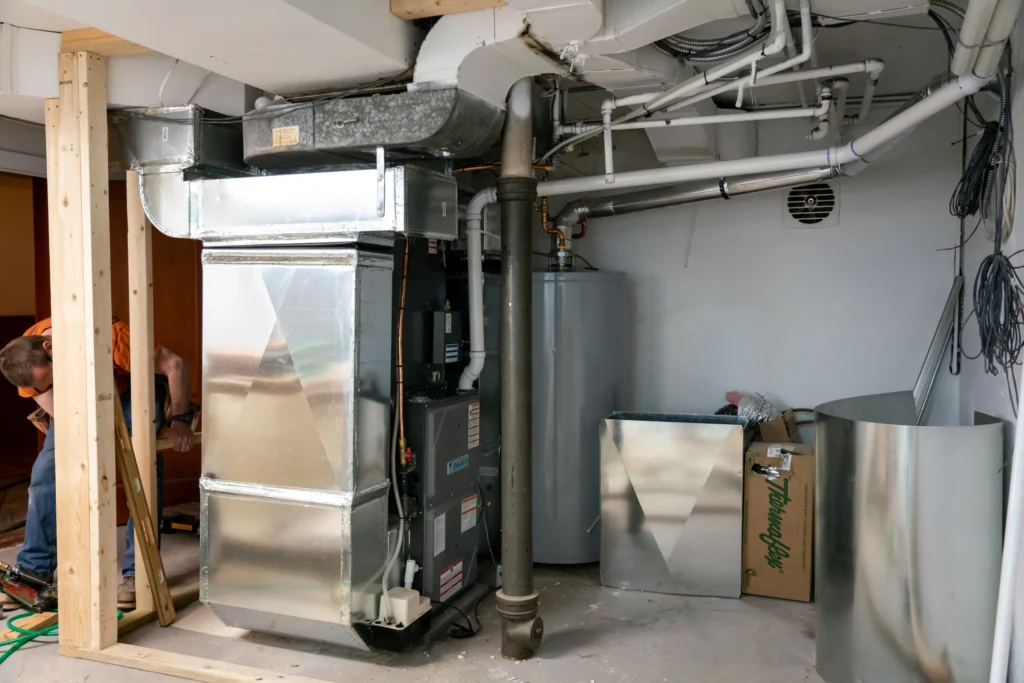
[0,336,53,393]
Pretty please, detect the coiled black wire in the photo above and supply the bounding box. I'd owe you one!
[950,122,999,219]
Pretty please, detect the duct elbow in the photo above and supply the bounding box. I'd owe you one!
[865,59,886,80]
[139,172,192,239]
[555,200,590,233]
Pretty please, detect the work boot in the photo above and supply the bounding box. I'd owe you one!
[117,576,136,610]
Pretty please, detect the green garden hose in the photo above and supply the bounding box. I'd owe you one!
[0,609,123,666]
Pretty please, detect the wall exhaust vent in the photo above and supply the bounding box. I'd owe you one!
[785,182,839,228]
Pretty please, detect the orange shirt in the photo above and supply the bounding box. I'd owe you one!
[19,317,161,398]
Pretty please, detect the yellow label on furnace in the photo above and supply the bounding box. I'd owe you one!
[272,126,300,147]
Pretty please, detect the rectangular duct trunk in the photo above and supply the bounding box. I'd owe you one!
[199,247,394,649]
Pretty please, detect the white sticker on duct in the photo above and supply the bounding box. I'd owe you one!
[780,452,792,471]
[461,495,478,533]
[161,126,169,142]
[445,312,452,334]
[767,445,783,458]
[434,512,445,557]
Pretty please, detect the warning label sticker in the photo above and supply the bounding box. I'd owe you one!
[428,239,438,254]
[433,512,446,557]
[468,402,481,449]
[461,495,478,533]
[439,559,463,602]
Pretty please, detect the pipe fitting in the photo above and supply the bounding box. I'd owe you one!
[540,197,566,250]
[496,590,543,659]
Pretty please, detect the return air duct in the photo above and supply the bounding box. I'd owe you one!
[243,88,505,169]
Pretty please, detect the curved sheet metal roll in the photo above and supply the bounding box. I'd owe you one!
[815,392,1002,683]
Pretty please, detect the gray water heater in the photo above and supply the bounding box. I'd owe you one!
[531,270,629,564]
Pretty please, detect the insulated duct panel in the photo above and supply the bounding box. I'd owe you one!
[244,89,504,168]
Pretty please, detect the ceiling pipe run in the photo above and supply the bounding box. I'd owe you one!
[553,168,835,231]
[549,75,951,231]
[537,72,991,198]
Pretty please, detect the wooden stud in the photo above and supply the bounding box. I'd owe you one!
[126,169,157,614]
[390,0,506,20]
[50,50,118,652]
[66,643,333,683]
[113,392,175,626]
[61,29,152,57]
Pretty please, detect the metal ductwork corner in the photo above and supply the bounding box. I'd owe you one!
[108,104,247,177]
[243,88,505,169]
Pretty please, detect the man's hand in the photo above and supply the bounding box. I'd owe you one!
[166,421,195,452]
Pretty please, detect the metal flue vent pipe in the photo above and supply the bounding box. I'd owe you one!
[554,168,834,230]
[497,76,544,660]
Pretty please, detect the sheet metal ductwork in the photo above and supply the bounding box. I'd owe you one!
[243,89,505,169]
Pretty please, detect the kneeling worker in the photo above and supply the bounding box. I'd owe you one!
[0,317,195,608]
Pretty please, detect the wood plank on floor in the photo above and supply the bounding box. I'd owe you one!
[64,642,332,683]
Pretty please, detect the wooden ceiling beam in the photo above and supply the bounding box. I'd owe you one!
[61,28,153,57]
[391,0,506,20]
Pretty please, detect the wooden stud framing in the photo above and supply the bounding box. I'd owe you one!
[126,169,157,615]
[50,49,333,683]
[61,29,152,57]
[390,0,506,20]
[49,50,118,653]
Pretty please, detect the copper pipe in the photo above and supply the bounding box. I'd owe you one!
[453,164,553,174]
[572,217,588,240]
[397,238,410,452]
[540,197,565,248]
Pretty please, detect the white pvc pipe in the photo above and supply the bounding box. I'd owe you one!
[663,1,820,115]
[973,0,1023,78]
[536,73,989,197]
[458,187,496,392]
[603,104,615,183]
[544,0,791,163]
[990,399,1024,683]
[952,0,1000,76]
[856,77,878,124]
[831,78,850,128]
[609,93,831,132]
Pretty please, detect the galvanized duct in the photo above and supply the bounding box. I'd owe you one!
[243,88,505,169]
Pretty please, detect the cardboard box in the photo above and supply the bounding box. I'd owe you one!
[757,409,800,443]
[742,442,814,602]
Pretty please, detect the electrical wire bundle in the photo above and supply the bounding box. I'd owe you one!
[960,66,1023,413]
[654,0,770,63]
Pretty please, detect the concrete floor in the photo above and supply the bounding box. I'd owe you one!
[0,532,824,683]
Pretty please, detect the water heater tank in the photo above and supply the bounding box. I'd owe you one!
[532,270,629,564]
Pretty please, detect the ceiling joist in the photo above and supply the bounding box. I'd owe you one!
[390,0,506,20]
[61,28,152,57]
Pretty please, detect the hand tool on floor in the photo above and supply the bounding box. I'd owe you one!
[113,392,176,626]
[0,561,56,613]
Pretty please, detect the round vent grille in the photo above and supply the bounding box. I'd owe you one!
[787,183,837,225]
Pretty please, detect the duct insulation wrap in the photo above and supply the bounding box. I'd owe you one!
[199,247,394,649]
[244,88,504,169]
[815,393,1002,683]
[532,270,629,564]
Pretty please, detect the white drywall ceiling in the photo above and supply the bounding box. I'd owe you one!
[0,0,79,30]
[21,0,416,94]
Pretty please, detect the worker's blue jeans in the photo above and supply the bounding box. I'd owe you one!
[18,380,165,580]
